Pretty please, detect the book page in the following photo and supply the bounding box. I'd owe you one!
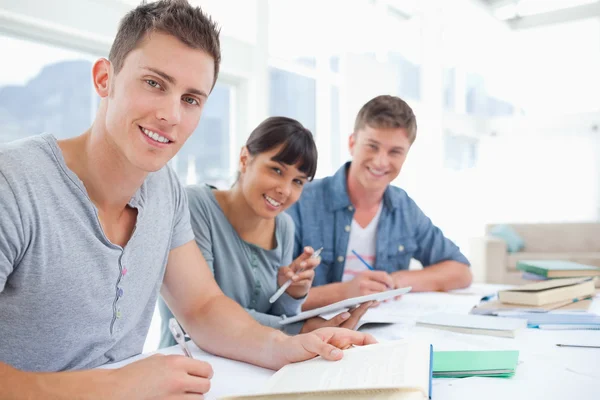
[264,340,430,397]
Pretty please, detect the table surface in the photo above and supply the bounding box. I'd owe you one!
[109,284,600,399]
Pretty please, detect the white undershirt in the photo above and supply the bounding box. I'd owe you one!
[342,202,383,282]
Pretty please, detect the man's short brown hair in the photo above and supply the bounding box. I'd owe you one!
[354,95,417,144]
[109,0,221,88]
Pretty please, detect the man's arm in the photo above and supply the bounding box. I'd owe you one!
[162,240,294,370]
[391,261,472,292]
[302,282,348,310]
[162,241,378,370]
[302,270,395,311]
[399,197,472,291]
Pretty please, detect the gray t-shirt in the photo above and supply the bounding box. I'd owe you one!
[158,185,304,347]
[0,134,194,372]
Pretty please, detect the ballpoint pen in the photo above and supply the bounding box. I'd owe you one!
[169,318,194,358]
[351,249,394,289]
[269,247,323,304]
[351,249,375,271]
[556,344,600,349]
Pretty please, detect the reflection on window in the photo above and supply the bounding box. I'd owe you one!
[330,56,340,73]
[0,35,96,143]
[330,86,342,168]
[389,52,421,100]
[466,73,486,116]
[487,97,514,117]
[170,82,233,188]
[443,68,455,111]
[444,132,478,171]
[269,68,316,134]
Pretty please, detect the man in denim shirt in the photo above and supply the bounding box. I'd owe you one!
[287,95,472,310]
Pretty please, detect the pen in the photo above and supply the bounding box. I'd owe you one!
[169,318,194,358]
[269,247,323,304]
[556,344,600,349]
[351,249,375,271]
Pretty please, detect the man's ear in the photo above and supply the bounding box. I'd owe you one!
[92,58,112,98]
[348,132,357,157]
[239,146,250,173]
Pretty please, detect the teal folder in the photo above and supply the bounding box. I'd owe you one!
[432,350,519,378]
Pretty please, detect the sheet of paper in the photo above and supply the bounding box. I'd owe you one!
[100,342,273,400]
[322,292,483,325]
[416,313,527,331]
[449,283,514,298]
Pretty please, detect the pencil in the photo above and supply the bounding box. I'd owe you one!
[556,344,600,349]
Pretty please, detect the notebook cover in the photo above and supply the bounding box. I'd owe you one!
[500,277,592,293]
[428,345,433,400]
[517,260,600,277]
[432,350,519,376]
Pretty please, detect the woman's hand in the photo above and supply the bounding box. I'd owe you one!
[277,246,321,299]
[299,301,373,334]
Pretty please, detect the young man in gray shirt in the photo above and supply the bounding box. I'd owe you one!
[0,1,375,398]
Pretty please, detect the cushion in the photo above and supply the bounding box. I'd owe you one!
[489,224,524,253]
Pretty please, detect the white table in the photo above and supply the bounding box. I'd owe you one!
[111,286,600,399]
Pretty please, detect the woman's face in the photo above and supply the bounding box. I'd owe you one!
[239,144,309,219]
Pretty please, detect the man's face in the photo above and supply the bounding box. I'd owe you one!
[348,125,411,193]
[99,31,215,172]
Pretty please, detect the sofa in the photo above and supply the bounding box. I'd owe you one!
[469,223,600,284]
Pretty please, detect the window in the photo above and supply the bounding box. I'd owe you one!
[443,68,456,111]
[0,35,97,143]
[269,68,316,134]
[330,86,342,168]
[465,73,486,117]
[170,82,234,188]
[389,52,421,100]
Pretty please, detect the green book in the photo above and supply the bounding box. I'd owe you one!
[517,260,600,278]
[433,350,519,378]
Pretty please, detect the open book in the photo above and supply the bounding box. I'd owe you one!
[219,340,433,400]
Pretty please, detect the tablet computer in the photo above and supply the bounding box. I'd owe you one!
[279,286,412,325]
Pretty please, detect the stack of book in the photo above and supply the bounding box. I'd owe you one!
[497,277,596,307]
[487,277,600,329]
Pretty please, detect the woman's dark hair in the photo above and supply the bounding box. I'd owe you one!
[245,116,318,181]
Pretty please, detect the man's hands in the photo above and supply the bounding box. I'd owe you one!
[108,354,213,399]
[299,301,373,334]
[342,270,395,298]
[278,247,320,299]
[275,326,378,368]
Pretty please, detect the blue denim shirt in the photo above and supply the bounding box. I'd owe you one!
[286,162,469,286]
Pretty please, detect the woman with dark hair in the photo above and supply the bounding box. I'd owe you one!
[159,117,369,347]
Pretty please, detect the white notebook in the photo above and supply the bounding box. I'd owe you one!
[218,340,433,400]
[416,313,527,338]
[279,287,412,325]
